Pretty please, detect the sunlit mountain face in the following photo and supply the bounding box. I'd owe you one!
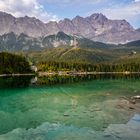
[0,11,140,44]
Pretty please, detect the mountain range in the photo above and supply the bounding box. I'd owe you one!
[0,32,112,52]
[0,31,140,63]
[0,11,140,64]
[0,11,140,44]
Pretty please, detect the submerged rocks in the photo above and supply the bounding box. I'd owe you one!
[116,99,129,109]
[129,106,135,110]
[89,108,102,112]
[116,95,140,111]
[63,113,70,117]
[129,99,136,104]
[131,95,140,99]
[116,99,135,110]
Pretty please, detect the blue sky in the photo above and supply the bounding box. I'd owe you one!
[0,0,140,28]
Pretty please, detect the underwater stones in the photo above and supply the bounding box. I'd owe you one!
[128,103,135,110]
[64,114,69,117]
[103,125,108,129]
[129,99,136,104]
[89,105,102,112]
[78,116,82,119]
[73,114,79,117]
[116,100,126,109]
[103,133,111,137]
[131,95,140,99]
[129,95,140,105]
[129,106,135,110]
[105,93,112,96]
[88,108,102,112]
[63,113,69,117]
[94,108,102,112]
[116,99,136,110]
[120,96,128,100]
[89,109,94,112]
[118,96,140,111]
[89,115,94,118]
[103,114,140,140]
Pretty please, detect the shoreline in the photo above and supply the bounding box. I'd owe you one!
[38,71,140,77]
[0,73,35,77]
[1,71,140,77]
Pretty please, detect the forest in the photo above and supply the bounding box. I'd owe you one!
[1,52,140,74]
[37,61,140,72]
[0,52,32,74]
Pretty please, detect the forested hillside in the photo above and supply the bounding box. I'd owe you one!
[37,61,140,72]
[0,52,32,74]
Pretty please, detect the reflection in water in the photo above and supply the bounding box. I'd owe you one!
[0,114,140,140]
[0,74,139,89]
[0,76,33,88]
[30,77,38,84]
[0,74,140,140]
[71,97,78,108]
[35,74,140,87]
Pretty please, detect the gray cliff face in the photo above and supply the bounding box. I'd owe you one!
[14,16,47,37]
[0,32,80,51]
[0,11,46,37]
[0,12,15,35]
[136,28,140,32]
[46,21,60,35]
[0,11,140,44]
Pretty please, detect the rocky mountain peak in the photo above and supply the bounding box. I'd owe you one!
[0,11,13,17]
[59,18,72,27]
[136,28,140,32]
[72,16,84,22]
[89,13,108,21]
[61,18,71,22]
[117,19,133,30]
[0,11,140,44]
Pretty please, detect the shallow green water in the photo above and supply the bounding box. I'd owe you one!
[0,75,140,140]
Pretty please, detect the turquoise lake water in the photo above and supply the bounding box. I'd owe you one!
[0,75,140,140]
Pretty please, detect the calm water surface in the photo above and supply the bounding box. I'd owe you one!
[0,75,140,140]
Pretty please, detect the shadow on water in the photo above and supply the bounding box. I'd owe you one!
[0,76,33,89]
[0,74,140,89]
[35,74,140,87]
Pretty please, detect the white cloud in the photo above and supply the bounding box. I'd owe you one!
[97,1,140,27]
[41,0,109,6]
[134,0,140,2]
[0,0,58,22]
[0,0,139,28]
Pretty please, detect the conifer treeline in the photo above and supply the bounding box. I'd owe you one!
[37,61,140,72]
[0,52,32,74]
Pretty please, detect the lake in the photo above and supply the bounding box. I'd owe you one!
[0,75,140,140]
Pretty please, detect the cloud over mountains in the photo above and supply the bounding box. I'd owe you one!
[0,0,139,27]
[0,0,58,22]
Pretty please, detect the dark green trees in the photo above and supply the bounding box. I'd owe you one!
[37,61,140,72]
[0,52,32,74]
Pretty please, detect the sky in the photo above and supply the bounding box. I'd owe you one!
[0,0,140,28]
